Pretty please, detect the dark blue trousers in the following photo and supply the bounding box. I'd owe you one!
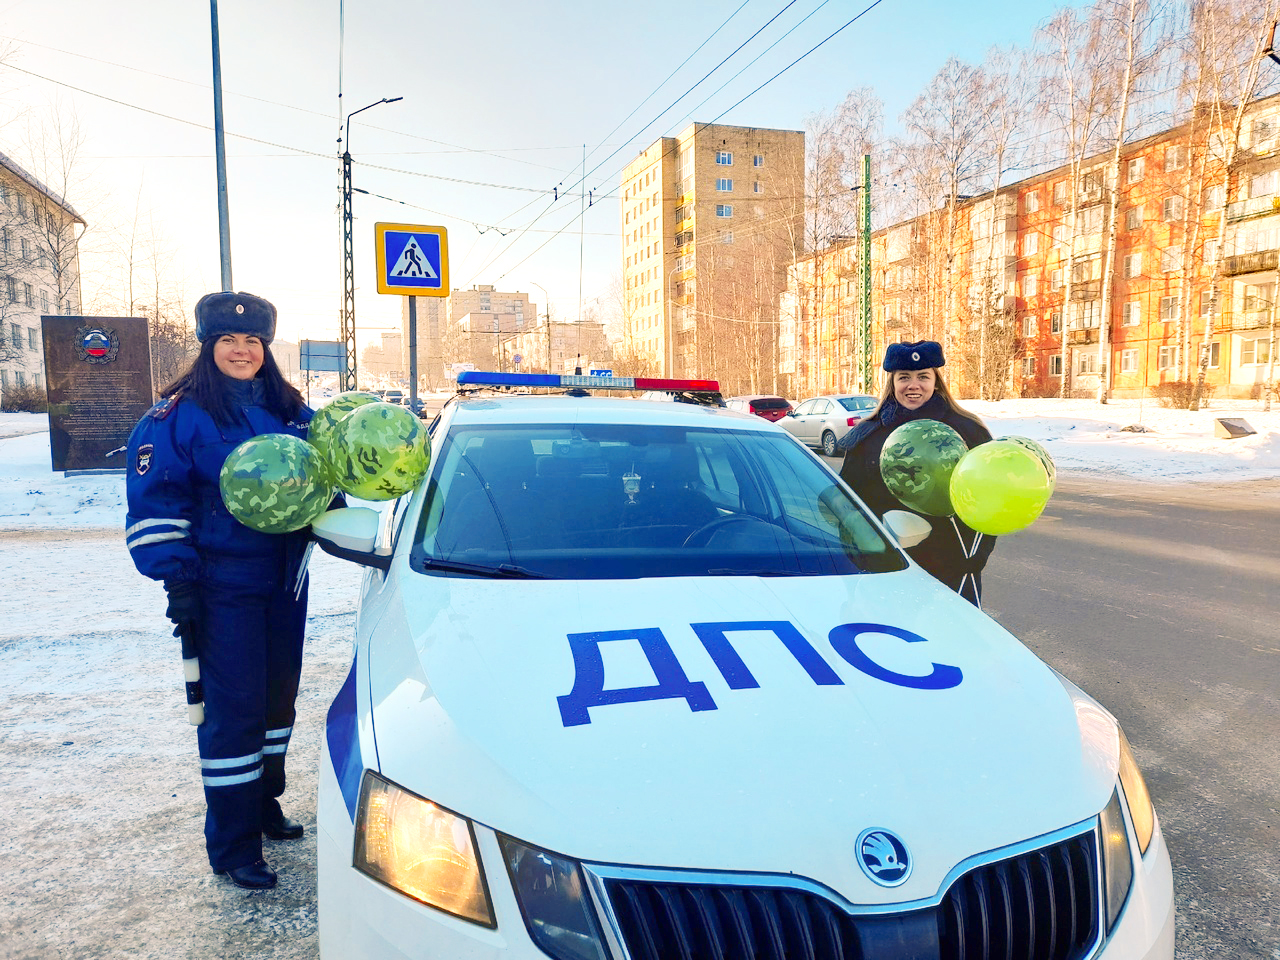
[194,551,307,871]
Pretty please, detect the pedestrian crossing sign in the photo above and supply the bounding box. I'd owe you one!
[375,223,449,296]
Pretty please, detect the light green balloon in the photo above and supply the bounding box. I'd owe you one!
[329,401,431,501]
[879,419,969,516]
[308,391,381,464]
[1000,435,1056,490]
[218,434,335,534]
[949,440,1053,535]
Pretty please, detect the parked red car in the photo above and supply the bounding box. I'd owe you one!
[725,395,793,422]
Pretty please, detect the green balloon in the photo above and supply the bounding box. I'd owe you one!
[330,401,431,501]
[1000,435,1056,490]
[879,419,969,516]
[308,391,381,463]
[949,440,1054,535]
[219,434,335,534]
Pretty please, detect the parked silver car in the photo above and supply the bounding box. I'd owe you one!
[780,394,877,456]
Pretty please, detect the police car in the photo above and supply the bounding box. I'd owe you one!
[313,371,1174,960]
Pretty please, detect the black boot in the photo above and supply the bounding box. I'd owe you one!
[216,859,278,890]
[262,806,304,841]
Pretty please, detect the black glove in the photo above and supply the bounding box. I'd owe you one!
[163,581,202,640]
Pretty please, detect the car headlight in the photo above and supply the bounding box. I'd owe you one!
[353,771,495,927]
[499,835,609,960]
[1098,788,1133,933]
[1117,727,1155,855]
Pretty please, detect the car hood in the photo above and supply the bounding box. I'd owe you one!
[368,567,1119,904]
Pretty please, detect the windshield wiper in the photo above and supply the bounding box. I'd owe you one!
[419,557,553,579]
[706,567,795,577]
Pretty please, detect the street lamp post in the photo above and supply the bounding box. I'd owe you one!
[340,96,402,390]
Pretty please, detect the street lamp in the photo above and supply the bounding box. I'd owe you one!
[339,96,402,390]
[531,281,552,374]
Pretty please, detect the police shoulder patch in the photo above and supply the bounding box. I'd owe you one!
[147,393,183,420]
[136,443,155,475]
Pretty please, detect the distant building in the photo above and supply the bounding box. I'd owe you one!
[619,122,804,394]
[362,331,404,382]
[0,152,84,401]
[402,284,533,386]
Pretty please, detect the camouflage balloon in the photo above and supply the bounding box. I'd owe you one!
[329,401,431,501]
[219,434,335,534]
[1000,435,1056,491]
[879,419,969,516]
[308,391,381,464]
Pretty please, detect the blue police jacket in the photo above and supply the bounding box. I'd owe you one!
[124,377,314,585]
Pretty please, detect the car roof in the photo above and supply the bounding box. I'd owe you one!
[447,393,770,429]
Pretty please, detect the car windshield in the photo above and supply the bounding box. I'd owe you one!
[839,396,876,412]
[410,422,905,580]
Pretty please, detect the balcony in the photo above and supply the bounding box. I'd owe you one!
[1226,195,1280,223]
[1222,249,1279,276]
[1220,311,1276,332]
[1068,328,1098,345]
[1069,280,1102,301]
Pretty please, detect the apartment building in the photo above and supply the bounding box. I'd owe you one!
[0,152,84,400]
[401,284,533,386]
[792,92,1280,401]
[619,122,804,394]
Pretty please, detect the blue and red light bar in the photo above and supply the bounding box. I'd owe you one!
[456,371,720,392]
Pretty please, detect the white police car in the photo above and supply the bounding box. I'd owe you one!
[313,371,1174,960]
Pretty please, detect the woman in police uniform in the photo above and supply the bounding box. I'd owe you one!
[125,291,312,890]
[837,340,997,607]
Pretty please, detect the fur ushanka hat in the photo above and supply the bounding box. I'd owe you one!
[194,291,277,344]
[883,339,944,372]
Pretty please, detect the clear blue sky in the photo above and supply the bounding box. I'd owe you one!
[0,0,1077,349]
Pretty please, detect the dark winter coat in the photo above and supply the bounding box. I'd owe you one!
[838,393,996,604]
[124,376,314,585]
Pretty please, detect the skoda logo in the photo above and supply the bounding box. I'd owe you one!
[856,828,911,887]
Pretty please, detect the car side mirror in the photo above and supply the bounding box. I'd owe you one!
[882,510,932,549]
[312,507,392,570]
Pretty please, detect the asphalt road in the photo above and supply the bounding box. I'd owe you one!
[981,476,1280,959]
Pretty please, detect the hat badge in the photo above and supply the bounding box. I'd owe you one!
[235,304,245,314]
[911,351,920,361]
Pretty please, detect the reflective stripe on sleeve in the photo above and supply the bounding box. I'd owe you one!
[125,517,192,538]
[128,531,189,550]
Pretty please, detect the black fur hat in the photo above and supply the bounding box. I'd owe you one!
[194,291,277,344]
[883,340,944,372]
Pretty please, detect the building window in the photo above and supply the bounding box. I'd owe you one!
[10,322,22,348]
[1164,145,1186,172]
[1024,191,1039,213]
[1251,118,1277,147]
[753,181,762,193]
[721,231,733,244]
[1024,275,1038,298]
[1122,301,1141,326]
[715,178,733,192]
[23,282,32,307]
[27,327,37,349]
[1078,352,1101,375]
[1157,345,1179,370]
[1159,295,1180,321]
[1053,181,1067,204]
[0,371,7,389]
[1022,356,1036,376]
[1205,183,1225,209]
[6,277,15,304]
[1162,196,1184,221]
[1051,311,1063,334]
[1121,348,1139,372]
[1051,268,1064,290]
[1050,354,1063,376]
[14,371,25,387]
[1250,170,1280,199]
[1242,337,1272,364]
[1160,247,1182,273]
[1024,232,1038,256]
[20,238,29,261]
[1207,341,1221,369]
[16,193,26,218]
[1073,300,1101,328]
[1125,205,1143,231]
[1077,204,1104,235]
[1124,253,1142,278]
[1127,157,1145,183]
[1242,280,1275,313]
[1023,315,1036,337]
[40,290,48,312]
[753,155,763,167]
[1052,224,1068,247]
[715,204,732,218]
[715,151,733,165]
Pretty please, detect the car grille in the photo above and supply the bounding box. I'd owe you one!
[600,832,1098,960]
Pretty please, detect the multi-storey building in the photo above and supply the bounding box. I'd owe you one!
[0,152,84,401]
[401,285,533,386]
[620,122,804,394]
[790,92,1280,402]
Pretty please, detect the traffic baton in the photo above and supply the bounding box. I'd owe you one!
[178,624,205,726]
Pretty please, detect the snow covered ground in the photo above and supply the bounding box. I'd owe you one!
[0,396,1277,959]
